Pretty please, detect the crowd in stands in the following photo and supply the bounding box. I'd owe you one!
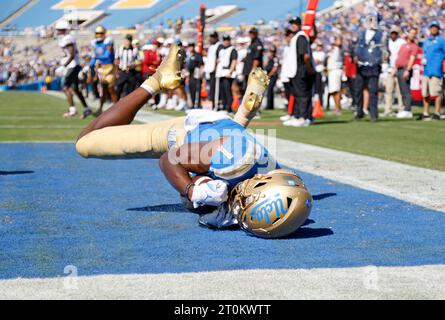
[1,0,445,123]
[0,38,48,87]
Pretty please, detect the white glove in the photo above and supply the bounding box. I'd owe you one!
[191,180,228,208]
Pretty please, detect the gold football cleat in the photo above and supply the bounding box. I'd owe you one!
[248,67,270,91]
[142,44,185,94]
[234,67,270,126]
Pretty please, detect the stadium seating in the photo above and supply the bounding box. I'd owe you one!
[7,0,182,30]
[0,1,30,24]
[221,0,336,25]
[149,0,337,27]
[5,0,338,30]
[110,0,159,10]
[52,0,104,10]
[8,0,62,30]
[100,0,180,29]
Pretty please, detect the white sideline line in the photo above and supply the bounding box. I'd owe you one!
[41,92,445,212]
[1,265,444,300]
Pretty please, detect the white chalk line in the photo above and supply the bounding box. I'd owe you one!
[1,265,444,300]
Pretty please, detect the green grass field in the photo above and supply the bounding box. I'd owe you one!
[1,91,444,171]
[0,92,95,141]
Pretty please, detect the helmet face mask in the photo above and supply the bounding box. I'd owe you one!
[230,170,312,239]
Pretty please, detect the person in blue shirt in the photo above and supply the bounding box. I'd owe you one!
[90,26,118,115]
[419,21,445,121]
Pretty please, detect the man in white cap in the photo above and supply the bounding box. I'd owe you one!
[55,20,92,119]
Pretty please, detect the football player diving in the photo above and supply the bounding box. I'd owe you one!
[76,44,313,239]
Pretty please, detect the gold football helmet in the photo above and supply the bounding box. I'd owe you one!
[95,26,107,41]
[230,169,312,239]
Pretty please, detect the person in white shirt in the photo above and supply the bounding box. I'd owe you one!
[215,35,238,112]
[232,37,249,109]
[279,29,297,122]
[383,26,405,116]
[312,41,326,108]
[204,32,223,109]
[327,35,344,114]
[55,20,91,119]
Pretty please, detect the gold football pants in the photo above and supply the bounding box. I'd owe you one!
[76,117,186,159]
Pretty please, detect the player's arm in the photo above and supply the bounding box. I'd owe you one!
[94,44,114,61]
[298,37,314,75]
[252,59,260,72]
[228,50,238,76]
[63,44,75,67]
[89,55,97,69]
[159,142,212,197]
[114,49,120,68]
[199,55,205,78]
[403,48,417,79]
[159,138,228,207]
[250,46,262,73]
[268,60,279,78]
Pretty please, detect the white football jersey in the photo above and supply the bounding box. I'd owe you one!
[59,34,79,69]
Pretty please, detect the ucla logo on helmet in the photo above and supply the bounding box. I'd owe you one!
[249,193,288,224]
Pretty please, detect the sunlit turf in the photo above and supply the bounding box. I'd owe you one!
[0,92,96,141]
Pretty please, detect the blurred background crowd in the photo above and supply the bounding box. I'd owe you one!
[1,0,445,124]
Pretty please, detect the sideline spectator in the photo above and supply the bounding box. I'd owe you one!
[313,42,326,108]
[395,28,419,119]
[216,35,237,113]
[185,42,204,108]
[354,12,385,122]
[115,34,139,99]
[264,45,280,110]
[327,35,344,114]
[418,21,445,121]
[383,26,405,117]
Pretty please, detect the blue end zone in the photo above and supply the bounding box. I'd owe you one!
[1,143,444,279]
